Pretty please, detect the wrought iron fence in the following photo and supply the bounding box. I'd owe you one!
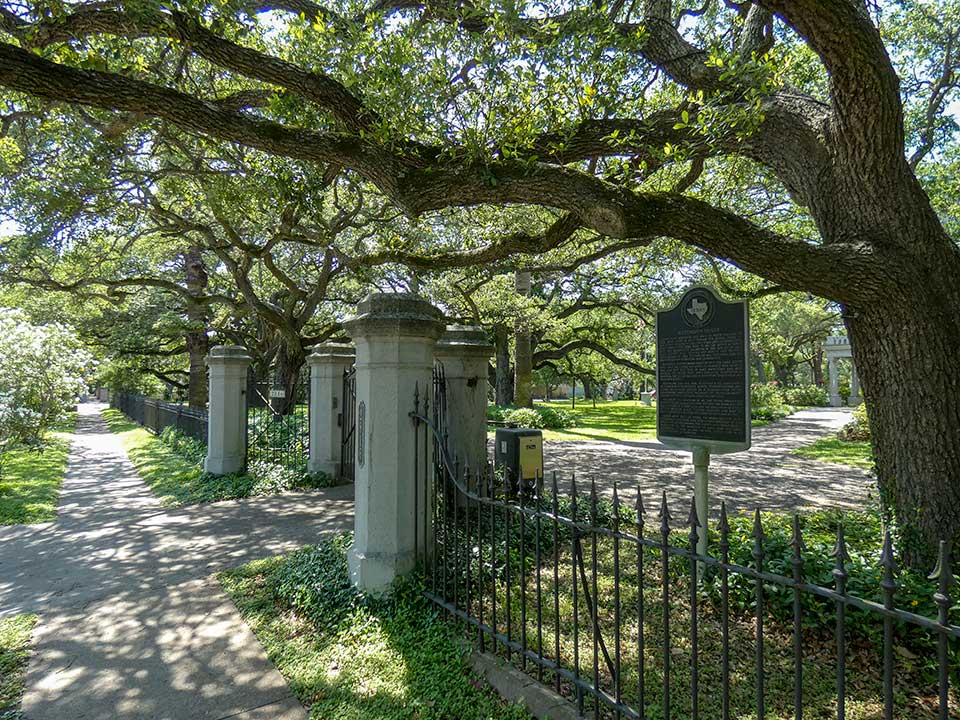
[246,366,310,471]
[111,391,208,444]
[339,365,356,482]
[410,402,959,719]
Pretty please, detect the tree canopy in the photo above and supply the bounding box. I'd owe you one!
[0,0,958,565]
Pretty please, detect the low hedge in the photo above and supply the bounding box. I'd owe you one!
[487,404,576,429]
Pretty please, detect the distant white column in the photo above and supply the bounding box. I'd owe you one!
[828,357,842,407]
[204,345,251,475]
[307,344,356,478]
[434,326,494,476]
[849,363,862,406]
[343,293,446,594]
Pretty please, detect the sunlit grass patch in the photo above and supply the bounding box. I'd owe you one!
[0,613,37,718]
[534,400,658,442]
[792,438,874,470]
[491,401,774,443]
[0,413,74,525]
[102,408,226,506]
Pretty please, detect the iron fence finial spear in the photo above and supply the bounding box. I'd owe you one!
[688,495,700,549]
[790,513,805,554]
[830,521,851,581]
[879,529,898,592]
[636,483,645,532]
[928,539,954,587]
[612,482,620,531]
[718,502,731,559]
[658,491,671,535]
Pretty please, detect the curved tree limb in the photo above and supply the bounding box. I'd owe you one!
[534,338,653,375]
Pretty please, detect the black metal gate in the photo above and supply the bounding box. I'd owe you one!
[246,365,310,473]
[410,403,960,720]
[339,365,357,482]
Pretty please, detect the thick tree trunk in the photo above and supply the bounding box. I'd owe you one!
[514,271,534,408]
[754,356,767,384]
[183,247,209,409]
[773,363,791,386]
[272,339,306,415]
[812,346,824,386]
[848,250,960,569]
[494,324,513,405]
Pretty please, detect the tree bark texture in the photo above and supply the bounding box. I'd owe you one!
[271,338,307,416]
[183,247,209,409]
[847,254,960,568]
[513,271,534,408]
[494,324,513,406]
[812,346,824,386]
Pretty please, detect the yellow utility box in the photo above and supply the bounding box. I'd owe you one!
[494,428,544,494]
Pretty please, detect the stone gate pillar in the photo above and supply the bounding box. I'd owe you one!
[343,293,446,593]
[849,364,862,406]
[307,343,356,478]
[204,345,251,475]
[434,326,494,476]
[828,357,842,407]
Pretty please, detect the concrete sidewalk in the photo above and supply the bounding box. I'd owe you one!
[0,403,354,720]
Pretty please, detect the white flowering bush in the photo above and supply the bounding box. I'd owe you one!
[0,308,93,467]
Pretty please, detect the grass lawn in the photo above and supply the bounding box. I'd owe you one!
[0,414,75,525]
[0,613,37,719]
[494,400,770,443]
[534,400,657,442]
[219,534,531,720]
[792,438,874,470]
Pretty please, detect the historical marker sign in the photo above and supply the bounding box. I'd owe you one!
[656,286,751,453]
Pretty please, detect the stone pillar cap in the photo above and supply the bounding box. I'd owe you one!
[436,325,494,356]
[308,342,356,363]
[205,345,251,365]
[343,292,445,340]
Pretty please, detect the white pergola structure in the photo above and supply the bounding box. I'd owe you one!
[824,335,861,407]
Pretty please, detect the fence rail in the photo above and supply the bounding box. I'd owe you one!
[111,391,208,444]
[411,404,959,720]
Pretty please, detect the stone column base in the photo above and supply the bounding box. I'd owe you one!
[347,545,415,595]
[307,459,339,477]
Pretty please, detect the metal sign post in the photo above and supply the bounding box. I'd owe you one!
[656,286,751,563]
[692,446,710,557]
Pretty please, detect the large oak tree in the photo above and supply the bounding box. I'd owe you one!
[0,0,957,565]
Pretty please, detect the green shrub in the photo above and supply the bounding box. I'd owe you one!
[750,383,794,421]
[782,384,829,407]
[838,403,871,441]
[272,533,361,626]
[535,405,576,429]
[490,404,577,429]
[153,423,335,500]
[502,407,542,427]
[486,404,506,423]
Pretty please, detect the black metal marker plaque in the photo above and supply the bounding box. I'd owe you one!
[656,286,751,453]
